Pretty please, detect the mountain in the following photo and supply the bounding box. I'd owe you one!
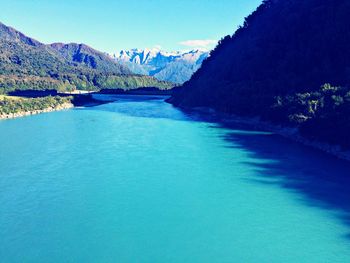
[50,43,130,74]
[169,0,350,149]
[0,22,171,93]
[112,48,209,83]
[0,22,131,75]
[0,22,73,76]
[0,21,42,47]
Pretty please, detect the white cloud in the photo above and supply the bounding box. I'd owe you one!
[179,39,217,48]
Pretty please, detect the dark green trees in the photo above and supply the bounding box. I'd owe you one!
[169,0,350,148]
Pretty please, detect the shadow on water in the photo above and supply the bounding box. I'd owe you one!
[214,120,350,240]
[89,95,228,123]
[90,96,350,238]
[87,95,202,121]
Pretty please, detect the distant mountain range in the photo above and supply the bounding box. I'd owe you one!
[111,48,209,84]
[0,22,170,93]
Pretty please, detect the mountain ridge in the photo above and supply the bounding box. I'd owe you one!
[112,48,209,83]
[0,21,171,93]
[0,21,43,47]
[50,42,130,73]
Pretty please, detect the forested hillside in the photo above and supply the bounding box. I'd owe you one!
[0,22,171,94]
[169,0,350,148]
[50,42,129,73]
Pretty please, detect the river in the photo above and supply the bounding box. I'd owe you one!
[1,95,350,262]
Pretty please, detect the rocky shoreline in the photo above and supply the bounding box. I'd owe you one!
[0,102,74,120]
[229,115,350,162]
[187,106,350,162]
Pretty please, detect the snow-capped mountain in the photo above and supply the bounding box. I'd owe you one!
[111,48,209,84]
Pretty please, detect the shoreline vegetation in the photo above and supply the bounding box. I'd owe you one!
[0,95,74,120]
[231,115,350,162]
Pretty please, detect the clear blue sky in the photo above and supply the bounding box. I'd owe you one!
[0,0,262,53]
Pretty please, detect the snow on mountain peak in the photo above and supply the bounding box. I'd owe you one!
[110,47,209,84]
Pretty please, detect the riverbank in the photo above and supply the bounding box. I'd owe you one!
[7,90,107,107]
[229,115,350,161]
[0,91,168,120]
[181,105,350,162]
[0,102,74,120]
[0,95,75,120]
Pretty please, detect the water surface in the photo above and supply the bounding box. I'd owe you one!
[1,96,350,262]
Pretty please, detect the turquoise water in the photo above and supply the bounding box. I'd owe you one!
[1,96,350,263]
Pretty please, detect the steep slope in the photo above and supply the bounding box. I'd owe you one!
[0,21,42,47]
[50,43,131,74]
[0,22,72,76]
[0,22,130,75]
[169,0,350,148]
[113,48,209,83]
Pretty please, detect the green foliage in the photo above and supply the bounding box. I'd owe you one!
[0,75,76,94]
[94,75,172,90]
[270,84,350,148]
[172,0,350,111]
[0,96,72,115]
